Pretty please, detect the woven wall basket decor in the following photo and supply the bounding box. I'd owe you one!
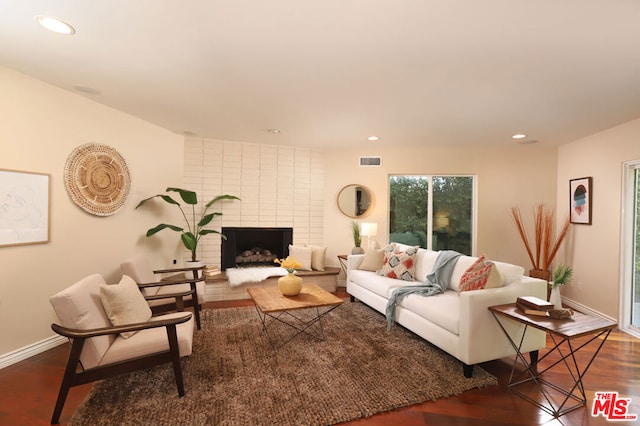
[64,143,131,216]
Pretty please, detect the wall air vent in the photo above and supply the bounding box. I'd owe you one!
[359,156,382,167]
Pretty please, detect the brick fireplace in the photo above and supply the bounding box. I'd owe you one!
[221,227,293,270]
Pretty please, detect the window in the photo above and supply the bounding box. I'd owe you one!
[388,175,475,255]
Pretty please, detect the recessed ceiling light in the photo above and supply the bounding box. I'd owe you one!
[367,136,380,141]
[268,129,281,134]
[512,133,527,139]
[35,15,76,35]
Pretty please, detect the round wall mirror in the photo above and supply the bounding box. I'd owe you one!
[337,184,373,218]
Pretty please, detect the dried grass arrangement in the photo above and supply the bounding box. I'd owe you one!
[510,204,571,280]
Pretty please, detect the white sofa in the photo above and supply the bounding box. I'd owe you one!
[346,245,547,377]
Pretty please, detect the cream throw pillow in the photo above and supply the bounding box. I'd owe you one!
[288,244,313,271]
[308,245,327,271]
[100,275,152,338]
[359,248,385,272]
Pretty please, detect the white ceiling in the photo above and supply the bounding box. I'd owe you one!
[2,1,640,149]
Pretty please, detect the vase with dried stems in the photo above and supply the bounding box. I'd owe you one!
[510,204,571,282]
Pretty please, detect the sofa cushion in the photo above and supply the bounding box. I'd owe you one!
[100,275,152,338]
[378,244,419,281]
[415,249,439,282]
[349,269,416,299]
[121,254,161,297]
[49,274,114,370]
[308,245,327,271]
[289,244,312,271]
[100,312,194,365]
[359,248,385,271]
[492,261,525,285]
[397,290,460,335]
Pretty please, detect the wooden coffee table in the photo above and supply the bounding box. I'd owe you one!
[247,284,344,349]
[489,303,617,417]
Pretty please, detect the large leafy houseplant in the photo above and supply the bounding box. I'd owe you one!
[136,187,239,261]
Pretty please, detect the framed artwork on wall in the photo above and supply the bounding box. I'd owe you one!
[0,168,50,246]
[570,176,592,225]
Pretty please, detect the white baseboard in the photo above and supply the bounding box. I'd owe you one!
[561,296,617,323]
[0,335,67,370]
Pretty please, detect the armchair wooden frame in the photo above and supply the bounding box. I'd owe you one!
[50,313,192,424]
[137,265,205,329]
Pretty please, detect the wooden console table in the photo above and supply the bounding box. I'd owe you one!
[489,303,616,417]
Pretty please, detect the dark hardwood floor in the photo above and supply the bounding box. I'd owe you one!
[1,289,639,425]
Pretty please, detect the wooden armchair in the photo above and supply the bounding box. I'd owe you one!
[121,254,206,329]
[49,274,194,424]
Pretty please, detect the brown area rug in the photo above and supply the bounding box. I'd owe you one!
[70,301,497,425]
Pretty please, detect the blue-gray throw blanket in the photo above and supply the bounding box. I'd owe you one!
[385,250,462,329]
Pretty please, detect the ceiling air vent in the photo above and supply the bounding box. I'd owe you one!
[359,156,382,167]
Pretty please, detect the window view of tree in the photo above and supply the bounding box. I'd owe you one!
[389,176,429,248]
[389,175,474,255]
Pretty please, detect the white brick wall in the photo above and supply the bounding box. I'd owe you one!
[183,137,325,268]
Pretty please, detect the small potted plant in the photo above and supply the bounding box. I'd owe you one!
[136,187,239,263]
[550,264,573,309]
[351,220,364,254]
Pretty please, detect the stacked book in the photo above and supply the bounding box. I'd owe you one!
[516,296,554,317]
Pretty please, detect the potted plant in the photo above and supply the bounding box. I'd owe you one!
[136,187,240,262]
[550,264,573,309]
[510,204,571,281]
[351,220,364,254]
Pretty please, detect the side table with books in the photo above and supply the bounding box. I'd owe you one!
[489,298,617,417]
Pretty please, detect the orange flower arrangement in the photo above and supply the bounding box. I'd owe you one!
[274,256,302,273]
[510,204,571,278]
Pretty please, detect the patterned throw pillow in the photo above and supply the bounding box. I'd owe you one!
[378,244,419,281]
[458,255,499,293]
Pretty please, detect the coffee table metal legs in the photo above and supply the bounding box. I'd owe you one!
[253,304,341,350]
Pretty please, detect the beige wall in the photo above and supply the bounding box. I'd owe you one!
[7,59,636,360]
[322,145,558,271]
[182,138,325,269]
[0,66,184,357]
[556,118,640,319]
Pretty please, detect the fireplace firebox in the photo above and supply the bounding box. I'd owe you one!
[221,227,293,270]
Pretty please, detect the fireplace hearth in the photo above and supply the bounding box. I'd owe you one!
[221,227,293,270]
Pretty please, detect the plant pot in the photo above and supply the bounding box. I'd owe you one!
[351,246,365,255]
[529,268,551,281]
[549,286,562,310]
[186,260,204,279]
[278,272,303,296]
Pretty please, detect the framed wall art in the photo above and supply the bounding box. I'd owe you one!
[570,176,592,225]
[0,168,50,246]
